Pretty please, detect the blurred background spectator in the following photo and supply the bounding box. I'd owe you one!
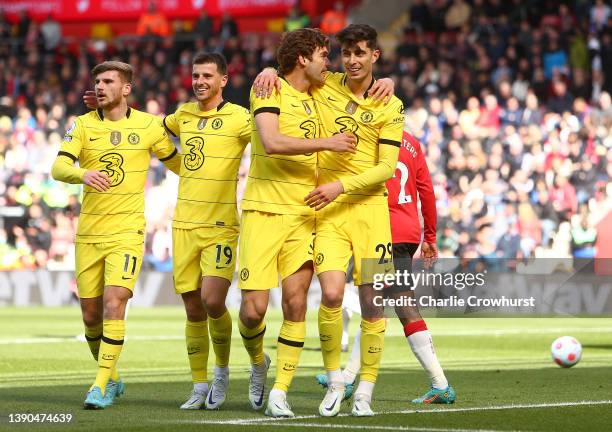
[0,0,610,271]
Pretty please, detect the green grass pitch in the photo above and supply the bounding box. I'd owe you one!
[1,307,611,431]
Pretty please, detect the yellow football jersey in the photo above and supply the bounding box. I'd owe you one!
[241,78,319,215]
[55,108,179,243]
[164,101,251,229]
[313,72,404,204]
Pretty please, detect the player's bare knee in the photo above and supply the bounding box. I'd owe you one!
[82,311,102,328]
[185,302,206,322]
[282,296,306,321]
[240,309,264,328]
[239,302,265,327]
[203,295,226,318]
[103,298,126,319]
[321,289,343,308]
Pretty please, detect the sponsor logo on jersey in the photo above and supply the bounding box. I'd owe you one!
[299,120,317,139]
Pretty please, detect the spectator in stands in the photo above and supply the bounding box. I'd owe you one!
[445,0,472,31]
[571,215,597,258]
[284,5,310,31]
[590,0,611,32]
[320,2,347,36]
[548,79,574,114]
[137,2,170,38]
[0,10,10,40]
[219,12,238,41]
[194,10,214,41]
[40,14,61,52]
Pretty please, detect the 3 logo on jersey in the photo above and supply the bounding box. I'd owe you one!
[334,116,360,146]
[99,153,125,187]
[184,136,205,170]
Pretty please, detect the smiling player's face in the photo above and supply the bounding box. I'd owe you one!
[341,40,380,83]
[192,63,228,105]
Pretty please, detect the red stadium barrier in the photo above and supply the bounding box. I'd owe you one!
[2,0,294,21]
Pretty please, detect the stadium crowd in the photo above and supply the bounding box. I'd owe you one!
[0,1,610,271]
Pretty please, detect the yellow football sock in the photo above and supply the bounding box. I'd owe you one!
[209,310,232,368]
[318,305,343,371]
[238,319,266,365]
[84,323,103,361]
[273,320,305,392]
[85,323,121,382]
[360,319,386,383]
[185,320,209,383]
[92,320,125,395]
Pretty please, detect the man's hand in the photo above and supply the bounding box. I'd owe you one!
[323,133,356,153]
[253,67,281,98]
[83,170,110,192]
[369,78,395,104]
[83,90,98,110]
[305,181,344,210]
[420,241,438,269]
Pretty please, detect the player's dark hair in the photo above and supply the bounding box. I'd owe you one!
[91,61,133,83]
[336,24,379,50]
[277,28,330,76]
[192,52,228,75]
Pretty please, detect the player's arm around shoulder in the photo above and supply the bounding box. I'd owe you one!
[150,115,181,175]
[251,87,356,155]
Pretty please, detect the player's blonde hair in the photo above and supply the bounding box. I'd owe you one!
[91,61,133,84]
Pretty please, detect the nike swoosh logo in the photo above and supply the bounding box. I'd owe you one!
[274,403,285,411]
[291,104,300,108]
[182,120,189,124]
[121,276,131,280]
[89,137,101,141]
[255,388,264,406]
[325,395,338,411]
[207,390,215,405]
[327,96,337,102]
[215,266,227,270]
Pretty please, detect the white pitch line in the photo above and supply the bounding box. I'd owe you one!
[226,422,504,432]
[171,399,612,426]
[3,327,612,345]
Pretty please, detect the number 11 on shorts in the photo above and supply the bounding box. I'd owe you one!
[123,254,137,276]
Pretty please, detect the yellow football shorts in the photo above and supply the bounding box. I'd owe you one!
[315,202,393,285]
[172,226,239,294]
[75,240,144,298]
[238,210,315,290]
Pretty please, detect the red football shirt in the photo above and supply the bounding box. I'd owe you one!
[386,131,437,244]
